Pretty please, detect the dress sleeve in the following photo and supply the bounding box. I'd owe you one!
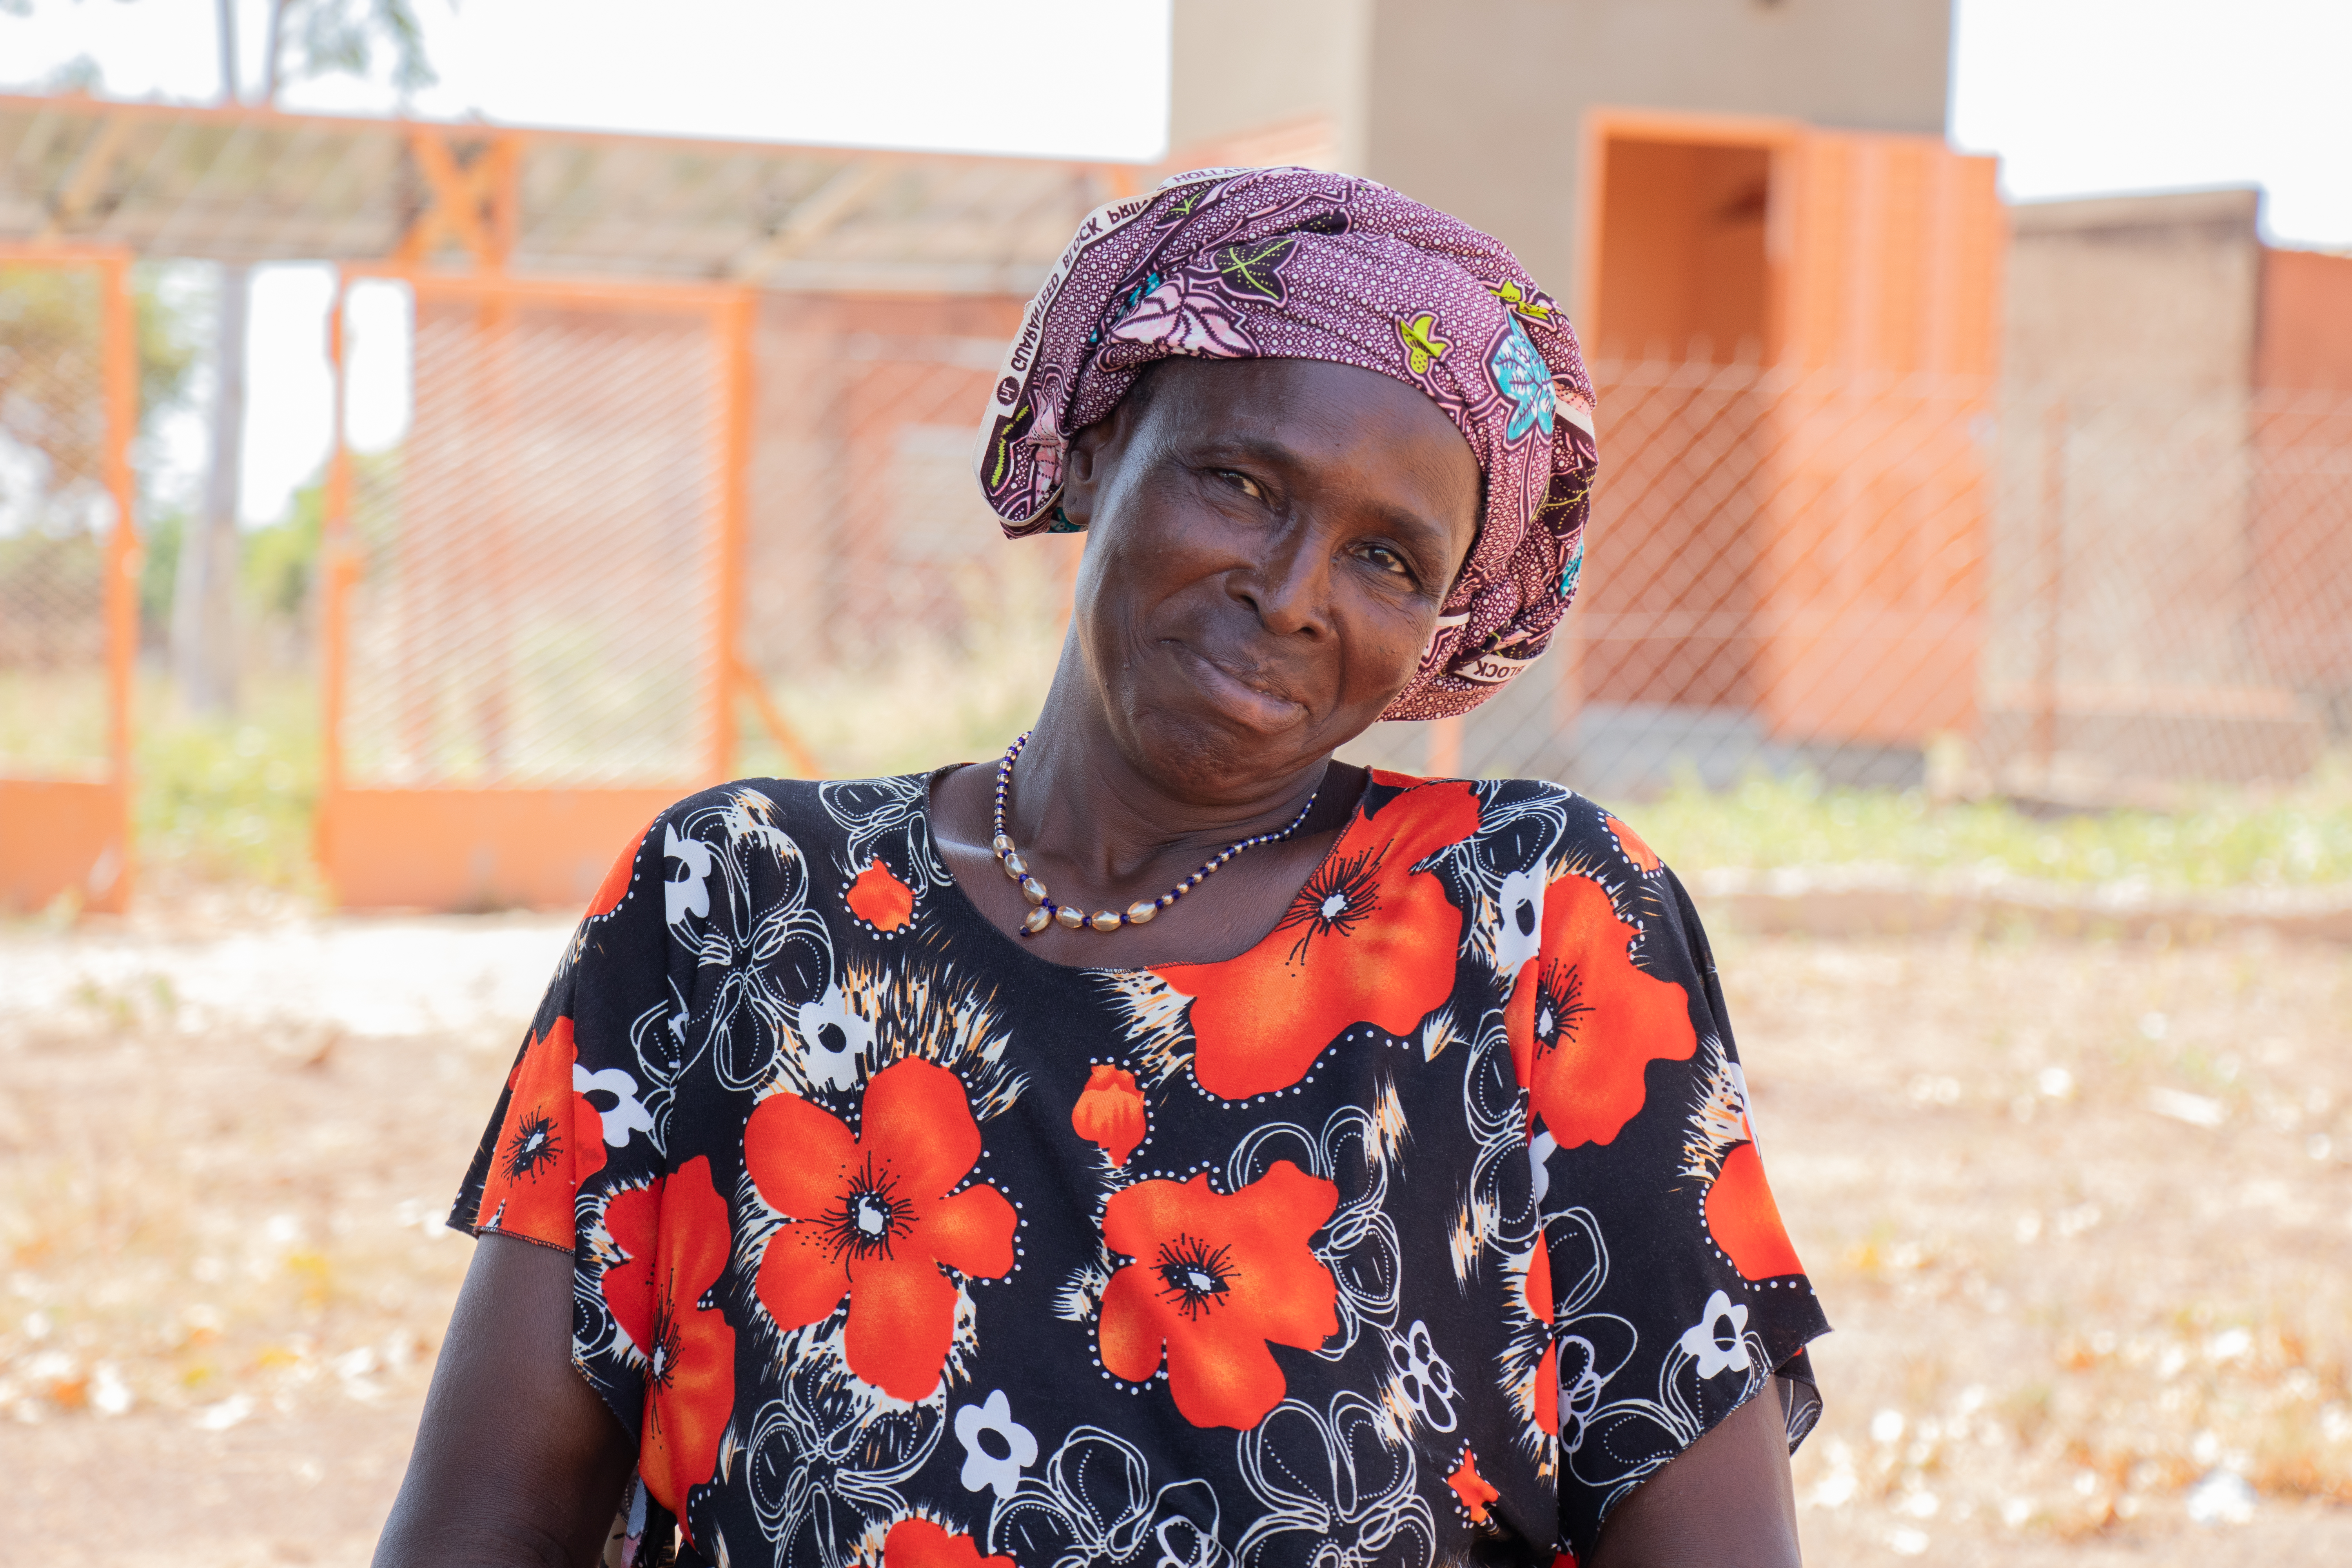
[447,811,678,1441]
[1520,808,1829,1557]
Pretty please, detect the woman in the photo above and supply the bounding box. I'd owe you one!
[376,167,1827,1568]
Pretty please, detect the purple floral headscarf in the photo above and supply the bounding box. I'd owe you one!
[973,166,1597,722]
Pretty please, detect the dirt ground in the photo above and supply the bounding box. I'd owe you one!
[1,895,2347,1567]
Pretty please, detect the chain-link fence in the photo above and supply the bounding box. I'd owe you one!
[735,302,1082,782]
[732,345,2351,808]
[0,247,135,912]
[299,275,2352,906]
[321,272,753,907]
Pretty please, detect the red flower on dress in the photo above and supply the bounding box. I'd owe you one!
[847,858,916,931]
[475,1017,605,1248]
[1525,1237,1558,1436]
[1158,774,1478,1100]
[1098,1161,1339,1429]
[599,1157,737,1535]
[744,1058,1017,1401]
[584,817,657,918]
[1704,1141,1806,1280]
[882,1517,1012,1568]
[1504,873,1696,1149]
[1599,813,1661,875]
[1446,1447,1501,1523]
[1071,1064,1148,1167]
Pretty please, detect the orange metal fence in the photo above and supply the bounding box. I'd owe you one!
[319,269,761,909]
[16,254,2348,918]
[737,298,1083,782]
[0,244,137,913]
[1339,367,2352,800]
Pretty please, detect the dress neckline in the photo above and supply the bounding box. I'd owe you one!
[918,762,1374,979]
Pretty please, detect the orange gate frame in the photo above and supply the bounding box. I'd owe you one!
[317,267,787,910]
[0,243,138,915]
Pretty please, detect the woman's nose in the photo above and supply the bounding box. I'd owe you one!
[1232,524,1334,639]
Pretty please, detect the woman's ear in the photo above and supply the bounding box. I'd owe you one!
[1060,416,1117,530]
[1059,430,1100,530]
[1061,360,1175,530]
[1060,364,1164,530]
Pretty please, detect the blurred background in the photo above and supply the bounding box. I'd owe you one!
[0,1,2346,1564]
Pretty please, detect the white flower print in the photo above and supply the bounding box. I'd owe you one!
[628,793,824,1143]
[741,1353,939,1567]
[1491,865,1544,977]
[662,822,717,927]
[1553,1331,1613,1453]
[1527,1129,1557,1207]
[1677,1290,1753,1379]
[990,1425,1232,1568]
[1236,1392,1436,1568]
[1224,1107,1402,1360]
[954,1388,1038,1500]
[1382,1320,1458,1434]
[1106,259,1258,359]
[572,1065,655,1147]
[794,983,875,1091]
[1532,1206,1639,1464]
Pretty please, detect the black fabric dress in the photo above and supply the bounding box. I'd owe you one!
[452,768,1828,1568]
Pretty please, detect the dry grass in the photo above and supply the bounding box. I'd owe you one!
[0,903,2346,1565]
[1739,928,2352,1563]
[0,900,564,1566]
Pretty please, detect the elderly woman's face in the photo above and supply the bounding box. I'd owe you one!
[1059,356,1481,795]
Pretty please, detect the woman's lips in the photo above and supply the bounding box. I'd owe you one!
[1168,642,1309,734]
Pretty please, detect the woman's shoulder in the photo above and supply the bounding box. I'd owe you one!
[1369,768,1668,874]
[642,771,942,840]
[579,772,947,943]
[598,773,944,909]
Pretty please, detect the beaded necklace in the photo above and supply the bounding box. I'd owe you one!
[990,730,1321,936]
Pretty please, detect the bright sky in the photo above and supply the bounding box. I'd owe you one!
[4,0,2346,524]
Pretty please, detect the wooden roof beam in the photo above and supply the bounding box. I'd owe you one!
[37,107,134,238]
[396,128,520,269]
[726,159,889,282]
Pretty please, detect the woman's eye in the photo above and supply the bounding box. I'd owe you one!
[1218,470,1267,501]
[1361,545,1416,581]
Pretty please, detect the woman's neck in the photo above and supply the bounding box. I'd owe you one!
[1007,690,1335,892]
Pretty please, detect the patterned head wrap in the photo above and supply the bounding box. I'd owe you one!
[973,166,1597,721]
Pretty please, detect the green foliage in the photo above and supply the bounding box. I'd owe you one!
[1635,762,2352,890]
[282,0,437,94]
[242,477,323,620]
[134,673,321,890]
[136,506,182,640]
[4,0,440,100]
[98,675,2352,898]
[131,262,200,429]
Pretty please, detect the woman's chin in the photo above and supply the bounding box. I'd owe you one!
[1150,644,1316,740]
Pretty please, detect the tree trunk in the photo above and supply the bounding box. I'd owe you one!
[172,261,247,716]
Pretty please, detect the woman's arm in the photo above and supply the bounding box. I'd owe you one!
[1586,1383,1802,1568]
[374,1234,637,1568]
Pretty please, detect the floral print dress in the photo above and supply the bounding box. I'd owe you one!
[451,769,1828,1568]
